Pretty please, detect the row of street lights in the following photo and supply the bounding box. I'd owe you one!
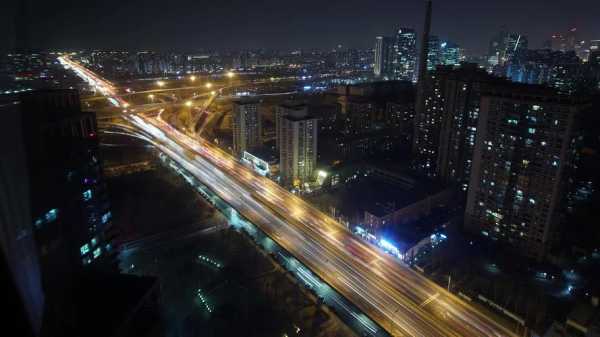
[149,72,232,105]
[155,71,234,88]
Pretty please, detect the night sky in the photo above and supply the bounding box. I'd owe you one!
[2,0,599,54]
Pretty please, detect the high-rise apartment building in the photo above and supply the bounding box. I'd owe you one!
[278,103,318,187]
[374,36,395,79]
[414,0,434,176]
[436,65,507,187]
[17,90,115,270]
[465,87,585,260]
[232,99,262,156]
[0,89,116,334]
[275,101,307,150]
[414,64,506,183]
[394,28,418,82]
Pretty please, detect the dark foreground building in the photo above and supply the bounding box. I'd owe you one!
[0,89,162,336]
[465,86,586,260]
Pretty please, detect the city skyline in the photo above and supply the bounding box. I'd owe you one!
[3,0,600,54]
[2,1,600,337]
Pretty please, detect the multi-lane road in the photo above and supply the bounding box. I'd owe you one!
[60,55,518,337]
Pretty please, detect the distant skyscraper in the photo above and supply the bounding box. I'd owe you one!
[232,99,262,156]
[505,49,582,94]
[278,103,318,187]
[465,86,585,260]
[393,28,418,81]
[374,36,395,78]
[427,35,441,70]
[488,29,528,67]
[500,33,528,65]
[440,40,463,66]
[590,50,600,66]
[551,28,578,52]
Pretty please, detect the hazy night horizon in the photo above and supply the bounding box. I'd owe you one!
[1,0,599,53]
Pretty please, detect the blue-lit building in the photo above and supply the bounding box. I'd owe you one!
[504,49,584,94]
[440,41,462,66]
[427,37,463,70]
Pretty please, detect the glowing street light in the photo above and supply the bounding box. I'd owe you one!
[148,94,155,100]
[185,100,193,107]
[205,82,212,89]
[226,71,235,79]
[122,102,130,108]
[156,80,165,87]
[190,75,196,82]
[210,90,216,96]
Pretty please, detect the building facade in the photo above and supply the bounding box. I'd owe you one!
[275,101,307,150]
[465,87,584,260]
[374,36,395,79]
[278,105,318,187]
[436,65,508,187]
[393,28,418,82]
[232,99,262,156]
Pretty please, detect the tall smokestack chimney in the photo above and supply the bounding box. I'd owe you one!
[413,0,432,154]
[417,0,432,85]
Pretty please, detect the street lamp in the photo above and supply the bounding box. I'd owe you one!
[190,75,196,82]
[185,100,193,107]
[148,94,155,101]
[205,82,213,89]
[226,71,235,79]
[156,80,165,87]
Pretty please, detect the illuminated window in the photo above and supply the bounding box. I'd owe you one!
[101,212,112,224]
[83,189,92,201]
[45,209,59,222]
[80,244,90,256]
[91,237,98,247]
[93,248,102,259]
